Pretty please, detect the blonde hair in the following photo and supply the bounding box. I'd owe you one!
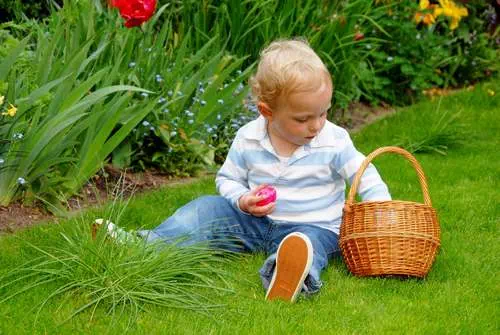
[249,38,332,110]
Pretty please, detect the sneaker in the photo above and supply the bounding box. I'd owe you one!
[265,232,313,303]
[94,218,138,244]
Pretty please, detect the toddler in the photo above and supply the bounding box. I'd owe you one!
[98,38,391,302]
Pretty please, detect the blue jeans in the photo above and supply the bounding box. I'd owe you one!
[138,195,340,294]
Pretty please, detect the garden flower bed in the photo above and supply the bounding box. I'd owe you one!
[0,0,497,215]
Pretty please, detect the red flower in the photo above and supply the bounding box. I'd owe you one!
[354,32,365,41]
[111,0,157,28]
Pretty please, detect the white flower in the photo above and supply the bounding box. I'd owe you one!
[217,99,224,104]
[17,177,26,185]
[128,62,136,68]
[0,158,4,165]
[142,121,150,127]
[387,56,394,62]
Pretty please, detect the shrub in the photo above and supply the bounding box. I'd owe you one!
[362,0,499,105]
[0,0,58,22]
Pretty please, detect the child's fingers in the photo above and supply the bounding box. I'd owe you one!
[262,203,276,215]
[247,194,266,207]
[250,202,275,217]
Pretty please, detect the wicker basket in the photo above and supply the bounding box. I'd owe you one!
[340,146,440,278]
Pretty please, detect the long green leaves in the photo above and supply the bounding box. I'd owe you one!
[0,0,251,207]
[0,36,29,81]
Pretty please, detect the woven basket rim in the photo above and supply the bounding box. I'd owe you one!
[345,199,435,209]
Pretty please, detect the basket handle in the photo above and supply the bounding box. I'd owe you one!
[346,146,432,207]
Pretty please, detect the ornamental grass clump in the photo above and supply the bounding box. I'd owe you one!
[0,218,234,325]
[394,99,467,155]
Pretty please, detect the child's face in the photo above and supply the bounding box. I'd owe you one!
[266,81,332,148]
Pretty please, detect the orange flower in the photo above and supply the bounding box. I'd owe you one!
[423,13,435,25]
[415,0,437,26]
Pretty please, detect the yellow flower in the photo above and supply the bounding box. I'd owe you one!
[2,103,17,117]
[434,0,468,30]
[419,0,430,10]
[0,96,4,105]
[487,89,496,97]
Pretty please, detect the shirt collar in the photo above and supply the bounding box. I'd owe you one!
[241,115,268,141]
[240,115,335,148]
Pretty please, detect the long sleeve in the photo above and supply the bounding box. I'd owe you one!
[215,130,251,209]
[333,129,391,201]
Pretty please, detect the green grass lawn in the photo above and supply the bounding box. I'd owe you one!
[1,79,499,334]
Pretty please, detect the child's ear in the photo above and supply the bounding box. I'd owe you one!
[257,102,272,119]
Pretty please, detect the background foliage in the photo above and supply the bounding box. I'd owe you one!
[0,0,498,209]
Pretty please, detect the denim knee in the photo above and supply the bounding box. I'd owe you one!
[141,195,229,244]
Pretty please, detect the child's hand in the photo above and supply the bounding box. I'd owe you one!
[239,184,276,217]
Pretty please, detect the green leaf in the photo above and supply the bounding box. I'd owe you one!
[0,36,29,81]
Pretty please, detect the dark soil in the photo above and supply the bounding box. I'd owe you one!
[0,103,395,233]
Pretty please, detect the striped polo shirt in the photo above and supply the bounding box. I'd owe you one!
[215,116,391,234]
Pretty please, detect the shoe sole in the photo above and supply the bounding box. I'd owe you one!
[265,232,313,303]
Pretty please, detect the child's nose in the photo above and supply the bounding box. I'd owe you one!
[309,119,322,132]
